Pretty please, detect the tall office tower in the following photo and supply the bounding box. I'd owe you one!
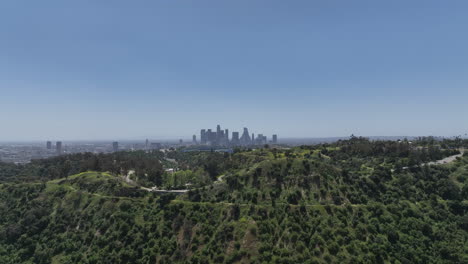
[256,134,263,144]
[252,133,255,143]
[272,134,278,143]
[201,129,207,144]
[56,141,63,155]
[145,139,149,150]
[211,131,217,144]
[224,129,229,142]
[232,132,240,145]
[206,129,216,144]
[192,135,197,144]
[46,141,52,149]
[112,141,119,152]
[240,127,251,145]
[179,139,183,144]
[216,124,222,143]
[218,130,224,145]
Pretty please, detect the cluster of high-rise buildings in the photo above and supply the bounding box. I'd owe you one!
[195,125,278,146]
[46,141,63,155]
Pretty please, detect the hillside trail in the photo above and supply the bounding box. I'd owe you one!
[401,149,465,170]
[424,149,465,166]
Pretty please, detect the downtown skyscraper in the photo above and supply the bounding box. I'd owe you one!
[197,125,277,147]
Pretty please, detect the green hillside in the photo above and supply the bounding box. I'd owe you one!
[1,138,467,263]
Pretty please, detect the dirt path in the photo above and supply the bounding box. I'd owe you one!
[122,170,136,185]
[424,150,465,166]
[141,186,188,193]
[401,149,465,170]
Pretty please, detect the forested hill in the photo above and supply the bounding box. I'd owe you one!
[1,138,467,263]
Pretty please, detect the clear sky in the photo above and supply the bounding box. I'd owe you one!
[1,0,468,141]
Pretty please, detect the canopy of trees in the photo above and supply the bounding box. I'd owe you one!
[0,138,467,263]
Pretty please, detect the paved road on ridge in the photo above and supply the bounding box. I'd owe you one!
[402,149,465,170]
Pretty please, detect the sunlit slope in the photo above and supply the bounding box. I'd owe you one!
[0,144,467,263]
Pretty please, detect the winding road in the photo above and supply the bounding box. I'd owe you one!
[401,149,465,170]
[141,150,466,192]
[424,150,464,166]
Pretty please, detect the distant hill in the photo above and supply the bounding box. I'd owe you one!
[279,136,417,145]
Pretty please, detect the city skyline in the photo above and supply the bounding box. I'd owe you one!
[1,133,468,143]
[199,124,277,146]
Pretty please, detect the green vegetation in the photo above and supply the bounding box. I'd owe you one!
[0,137,467,263]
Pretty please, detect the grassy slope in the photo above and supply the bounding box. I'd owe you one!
[0,154,467,263]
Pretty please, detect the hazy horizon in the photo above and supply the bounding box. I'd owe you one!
[1,135,466,144]
[2,1,468,140]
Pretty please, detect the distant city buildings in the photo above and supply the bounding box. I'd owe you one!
[2,140,174,164]
[240,127,251,145]
[112,141,119,152]
[1,127,278,164]
[196,125,278,147]
[255,134,267,145]
[56,141,63,155]
[150,142,162,150]
[232,132,240,145]
[200,129,206,144]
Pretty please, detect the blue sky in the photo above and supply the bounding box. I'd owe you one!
[1,1,468,141]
